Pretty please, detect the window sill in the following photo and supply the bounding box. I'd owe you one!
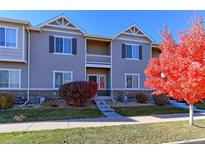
[0,88,21,90]
[52,53,73,56]
[124,58,140,61]
[125,88,140,90]
[0,46,18,49]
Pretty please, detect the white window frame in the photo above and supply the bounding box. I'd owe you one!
[0,68,21,90]
[0,26,18,49]
[125,43,140,60]
[53,71,73,89]
[53,35,73,55]
[87,74,107,90]
[125,73,140,89]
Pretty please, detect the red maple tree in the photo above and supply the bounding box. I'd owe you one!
[145,18,205,125]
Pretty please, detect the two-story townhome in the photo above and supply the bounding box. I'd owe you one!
[0,14,161,101]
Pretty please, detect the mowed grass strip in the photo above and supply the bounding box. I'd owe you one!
[114,105,188,116]
[1,120,205,143]
[0,108,103,123]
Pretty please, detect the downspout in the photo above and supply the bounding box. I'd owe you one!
[19,28,30,107]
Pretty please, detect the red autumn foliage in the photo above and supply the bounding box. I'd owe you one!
[145,18,205,105]
[59,81,98,107]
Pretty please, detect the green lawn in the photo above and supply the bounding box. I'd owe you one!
[0,108,103,123]
[1,120,205,143]
[114,105,188,116]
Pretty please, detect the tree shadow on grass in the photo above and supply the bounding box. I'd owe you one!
[193,124,205,129]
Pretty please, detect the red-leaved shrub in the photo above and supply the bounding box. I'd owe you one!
[136,93,147,104]
[59,81,98,107]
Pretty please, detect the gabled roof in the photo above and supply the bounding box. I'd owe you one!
[0,16,31,25]
[85,34,113,40]
[114,24,155,42]
[36,13,86,34]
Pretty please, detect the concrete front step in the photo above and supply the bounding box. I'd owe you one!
[95,96,113,101]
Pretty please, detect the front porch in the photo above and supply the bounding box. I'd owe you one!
[86,67,111,96]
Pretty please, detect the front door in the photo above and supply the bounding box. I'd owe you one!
[87,74,106,90]
[98,75,106,90]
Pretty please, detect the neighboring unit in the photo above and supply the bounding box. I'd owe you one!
[0,14,161,101]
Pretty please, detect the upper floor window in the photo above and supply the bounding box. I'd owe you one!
[125,73,140,89]
[122,44,142,60]
[0,69,21,89]
[0,27,17,48]
[49,35,77,55]
[55,36,72,54]
[53,71,73,89]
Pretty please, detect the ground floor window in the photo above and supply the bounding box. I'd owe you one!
[0,69,21,89]
[125,73,140,89]
[53,71,73,89]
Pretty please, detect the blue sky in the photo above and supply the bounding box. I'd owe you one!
[0,10,205,42]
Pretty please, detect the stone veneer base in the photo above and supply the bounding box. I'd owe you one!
[0,89,153,101]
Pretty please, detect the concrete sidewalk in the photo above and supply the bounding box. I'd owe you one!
[1,113,205,133]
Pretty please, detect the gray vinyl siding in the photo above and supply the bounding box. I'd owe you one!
[112,39,151,89]
[0,21,27,62]
[30,30,85,89]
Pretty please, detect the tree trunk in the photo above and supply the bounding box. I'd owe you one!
[189,104,194,125]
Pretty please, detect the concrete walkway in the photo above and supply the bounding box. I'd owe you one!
[95,101,122,118]
[1,113,205,133]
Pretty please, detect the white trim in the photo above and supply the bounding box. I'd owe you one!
[124,58,140,61]
[52,70,73,89]
[0,88,153,91]
[53,35,73,55]
[86,64,111,68]
[0,16,30,25]
[124,44,140,60]
[84,38,87,81]
[53,53,73,56]
[115,38,150,43]
[99,74,106,90]
[22,25,25,61]
[85,36,112,41]
[87,61,111,65]
[110,41,113,97]
[0,26,18,49]
[41,29,83,35]
[55,20,61,26]
[86,53,111,58]
[36,14,86,34]
[112,88,153,91]
[150,43,152,59]
[0,58,27,63]
[114,24,154,42]
[0,68,21,89]
[125,73,140,89]
[87,74,107,90]
[26,28,31,101]
[0,88,55,91]
[123,32,148,37]
[125,43,140,46]
[46,24,81,31]
[53,35,74,39]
